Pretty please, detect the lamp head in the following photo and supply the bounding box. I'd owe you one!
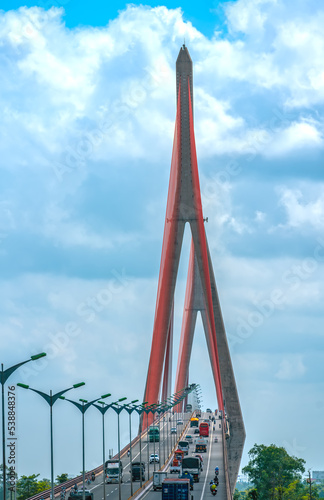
[31,352,46,360]
[17,383,29,389]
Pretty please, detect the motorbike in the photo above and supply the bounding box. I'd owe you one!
[210,485,217,496]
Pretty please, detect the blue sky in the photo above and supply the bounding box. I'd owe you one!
[0,0,324,483]
[1,0,226,37]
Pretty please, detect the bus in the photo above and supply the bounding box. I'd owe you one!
[199,422,209,437]
[148,426,160,442]
[190,417,199,428]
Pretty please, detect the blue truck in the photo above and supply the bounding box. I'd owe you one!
[162,478,191,500]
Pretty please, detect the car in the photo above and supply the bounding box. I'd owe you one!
[194,428,200,434]
[171,427,177,434]
[185,435,193,444]
[177,420,183,425]
[206,408,212,413]
[149,453,160,463]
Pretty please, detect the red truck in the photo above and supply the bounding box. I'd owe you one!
[199,422,209,437]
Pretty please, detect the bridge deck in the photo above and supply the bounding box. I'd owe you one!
[58,412,229,500]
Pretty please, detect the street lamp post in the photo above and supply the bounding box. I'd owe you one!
[150,405,158,473]
[143,405,154,481]
[133,402,147,489]
[110,398,127,500]
[163,402,170,457]
[17,381,85,500]
[160,404,167,465]
[91,395,112,500]
[63,395,110,500]
[123,400,138,497]
[166,398,175,453]
[156,405,162,468]
[1,353,46,500]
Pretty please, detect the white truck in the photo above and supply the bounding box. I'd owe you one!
[105,459,123,484]
[153,471,168,490]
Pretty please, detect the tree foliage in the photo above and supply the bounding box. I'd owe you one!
[279,479,316,499]
[242,444,305,500]
[234,490,248,499]
[16,474,40,500]
[56,474,69,484]
[36,478,51,493]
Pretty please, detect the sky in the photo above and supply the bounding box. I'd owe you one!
[0,0,324,483]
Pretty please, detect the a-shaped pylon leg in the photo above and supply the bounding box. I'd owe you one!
[204,242,245,491]
[175,238,245,490]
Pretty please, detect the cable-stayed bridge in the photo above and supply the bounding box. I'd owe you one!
[2,45,244,500]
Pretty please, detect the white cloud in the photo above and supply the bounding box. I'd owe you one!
[275,354,306,380]
[226,0,276,36]
[278,186,324,229]
[267,119,323,156]
[0,1,323,193]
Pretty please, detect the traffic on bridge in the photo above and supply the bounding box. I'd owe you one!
[29,408,230,500]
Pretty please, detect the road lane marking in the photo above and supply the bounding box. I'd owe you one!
[199,427,214,500]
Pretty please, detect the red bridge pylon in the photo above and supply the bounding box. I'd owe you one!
[143,45,245,490]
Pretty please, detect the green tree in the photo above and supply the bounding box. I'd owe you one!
[234,489,248,499]
[37,478,51,493]
[16,474,40,500]
[56,474,69,484]
[279,479,311,499]
[242,444,305,500]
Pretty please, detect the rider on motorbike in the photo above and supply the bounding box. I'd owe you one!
[214,466,219,475]
[210,482,217,495]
